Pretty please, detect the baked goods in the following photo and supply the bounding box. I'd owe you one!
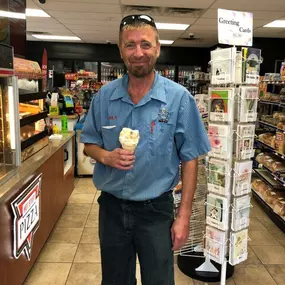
[273,200,285,216]
[259,133,275,147]
[119,128,140,151]
[275,131,285,154]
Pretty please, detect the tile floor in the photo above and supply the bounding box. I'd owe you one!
[24,178,285,285]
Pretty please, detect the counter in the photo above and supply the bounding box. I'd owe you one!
[0,132,75,285]
[49,111,86,132]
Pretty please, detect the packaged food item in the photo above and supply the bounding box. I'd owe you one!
[273,200,285,216]
[275,131,285,154]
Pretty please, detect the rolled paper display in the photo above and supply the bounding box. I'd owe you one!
[119,127,140,151]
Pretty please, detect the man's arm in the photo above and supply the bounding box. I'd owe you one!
[171,158,198,251]
[84,144,135,170]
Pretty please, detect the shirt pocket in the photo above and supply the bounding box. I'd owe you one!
[149,112,174,156]
[101,126,120,151]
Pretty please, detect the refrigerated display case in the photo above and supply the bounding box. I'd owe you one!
[101,62,125,84]
[14,57,49,162]
[156,65,175,81]
[0,44,21,184]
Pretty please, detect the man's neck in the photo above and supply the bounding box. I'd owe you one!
[128,71,155,104]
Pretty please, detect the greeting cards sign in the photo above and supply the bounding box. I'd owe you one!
[218,9,253,46]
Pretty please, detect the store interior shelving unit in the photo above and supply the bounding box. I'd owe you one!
[253,78,285,233]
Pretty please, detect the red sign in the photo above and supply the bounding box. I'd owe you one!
[11,174,42,260]
[42,49,48,91]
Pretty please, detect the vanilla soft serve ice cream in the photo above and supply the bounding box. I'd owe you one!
[119,127,140,152]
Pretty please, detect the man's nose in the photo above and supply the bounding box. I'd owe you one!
[133,45,144,57]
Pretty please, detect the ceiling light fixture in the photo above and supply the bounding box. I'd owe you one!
[32,34,81,41]
[156,23,189,30]
[0,10,26,19]
[264,20,285,28]
[26,8,50,17]
[159,40,174,45]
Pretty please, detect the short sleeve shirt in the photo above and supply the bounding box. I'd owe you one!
[80,72,210,201]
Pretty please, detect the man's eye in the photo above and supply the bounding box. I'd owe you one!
[141,42,152,49]
[126,43,135,49]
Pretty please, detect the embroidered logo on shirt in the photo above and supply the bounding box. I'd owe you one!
[158,108,169,123]
[108,116,118,120]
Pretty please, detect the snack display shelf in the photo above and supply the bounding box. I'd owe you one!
[20,111,48,128]
[253,159,285,187]
[258,120,285,133]
[19,92,46,103]
[252,188,285,233]
[253,168,284,190]
[255,139,285,160]
[262,81,285,85]
[259,100,285,107]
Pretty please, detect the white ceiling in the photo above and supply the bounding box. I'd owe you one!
[26,0,285,47]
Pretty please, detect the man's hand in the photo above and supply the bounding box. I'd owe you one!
[104,148,135,170]
[171,216,190,251]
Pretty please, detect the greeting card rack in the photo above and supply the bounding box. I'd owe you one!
[199,47,261,284]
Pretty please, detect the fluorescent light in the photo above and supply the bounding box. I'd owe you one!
[159,40,174,45]
[156,23,189,30]
[26,8,50,17]
[8,86,16,150]
[32,34,81,41]
[0,10,25,19]
[264,20,285,28]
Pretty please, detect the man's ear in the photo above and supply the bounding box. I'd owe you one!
[156,42,161,58]
[118,43,123,59]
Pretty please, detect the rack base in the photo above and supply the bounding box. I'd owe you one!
[177,254,234,282]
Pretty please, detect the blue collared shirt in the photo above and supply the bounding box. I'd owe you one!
[80,72,210,201]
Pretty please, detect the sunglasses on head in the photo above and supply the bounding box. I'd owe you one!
[120,15,157,31]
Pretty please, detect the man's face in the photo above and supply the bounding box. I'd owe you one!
[119,26,161,78]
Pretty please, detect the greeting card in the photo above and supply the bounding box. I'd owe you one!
[230,229,248,265]
[233,160,253,196]
[242,47,261,84]
[208,158,230,195]
[206,193,229,230]
[208,124,231,159]
[210,88,234,122]
[238,87,259,122]
[205,226,227,264]
[211,47,237,85]
[232,195,251,231]
[235,137,254,160]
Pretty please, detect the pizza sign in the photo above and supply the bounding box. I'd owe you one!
[11,174,42,260]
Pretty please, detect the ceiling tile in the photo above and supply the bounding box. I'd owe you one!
[152,16,196,24]
[43,3,121,13]
[45,0,120,3]
[211,0,285,12]
[121,0,215,9]
[63,21,120,28]
[201,8,285,20]
[47,11,122,20]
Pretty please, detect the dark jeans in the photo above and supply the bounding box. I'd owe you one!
[98,191,175,285]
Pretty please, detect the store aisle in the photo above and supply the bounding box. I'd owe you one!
[24,178,285,285]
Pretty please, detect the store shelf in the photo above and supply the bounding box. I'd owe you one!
[255,140,285,160]
[262,81,285,85]
[252,189,285,233]
[254,159,285,187]
[258,120,285,133]
[19,92,46,103]
[21,129,48,151]
[20,111,48,127]
[253,168,284,189]
[259,100,285,107]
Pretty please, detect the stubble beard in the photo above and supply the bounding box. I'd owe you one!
[127,57,158,78]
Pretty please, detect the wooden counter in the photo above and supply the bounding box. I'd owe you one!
[0,133,75,285]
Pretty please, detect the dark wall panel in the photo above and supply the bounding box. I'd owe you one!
[26,41,210,71]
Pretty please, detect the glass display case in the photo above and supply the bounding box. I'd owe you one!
[101,62,125,84]
[14,57,49,162]
[0,44,21,184]
[156,64,175,81]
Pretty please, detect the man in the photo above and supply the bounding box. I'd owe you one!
[80,14,210,285]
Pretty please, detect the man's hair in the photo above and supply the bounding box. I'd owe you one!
[119,22,160,46]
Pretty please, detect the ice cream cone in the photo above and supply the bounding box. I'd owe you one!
[119,127,140,152]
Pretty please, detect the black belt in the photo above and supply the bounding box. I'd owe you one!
[102,190,173,205]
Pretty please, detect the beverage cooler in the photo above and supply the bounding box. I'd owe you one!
[156,65,175,81]
[0,44,21,184]
[101,62,125,84]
